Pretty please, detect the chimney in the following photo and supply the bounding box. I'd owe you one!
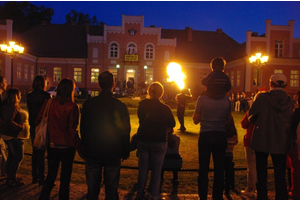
[185,27,193,42]
[217,28,223,34]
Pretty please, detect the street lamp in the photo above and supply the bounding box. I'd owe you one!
[249,52,269,87]
[116,64,120,82]
[144,65,147,84]
[0,41,25,88]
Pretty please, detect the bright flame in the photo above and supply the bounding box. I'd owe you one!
[166,62,185,90]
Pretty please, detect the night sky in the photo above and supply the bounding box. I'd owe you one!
[23,1,300,44]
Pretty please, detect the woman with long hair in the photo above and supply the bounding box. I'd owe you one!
[0,88,25,187]
[27,75,51,185]
[135,81,176,200]
[37,78,82,200]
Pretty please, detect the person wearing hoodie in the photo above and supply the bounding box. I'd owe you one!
[248,73,294,200]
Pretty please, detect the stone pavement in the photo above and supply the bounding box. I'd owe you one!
[0,174,278,200]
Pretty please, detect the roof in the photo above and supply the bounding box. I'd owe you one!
[19,23,245,62]
[20,23,87,58]
[161,28,242,63]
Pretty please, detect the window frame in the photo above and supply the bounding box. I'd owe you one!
[108,42,119,59]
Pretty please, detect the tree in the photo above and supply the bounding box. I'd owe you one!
[0,1,54,33]
[65,9,100,25]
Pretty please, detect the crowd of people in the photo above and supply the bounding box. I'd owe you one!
[0,56,299,200]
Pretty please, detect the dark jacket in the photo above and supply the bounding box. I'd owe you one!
[248,89,294,154]
[27,88,51,129]
[137,98,176,143]
[36,97,81,148]
[0,104,23,138]
[80,90,131,161]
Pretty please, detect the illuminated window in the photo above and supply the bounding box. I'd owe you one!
[231,71,234,86]
[17,62,21,80]
[74,68,82,83]
[91,91,99,97]
[53,67,62,82]
[91,68,99,83]
[109,42,119,58]
[24,64,28,81]
[145,43,154,60]
[144,67,154,84]
[30,66,34,81]
[93,48,98,58]
[290,70,299,88]
[274,69,283,74]
[236,70,241,86]
[275,40,283,58]
[39,67,47,79]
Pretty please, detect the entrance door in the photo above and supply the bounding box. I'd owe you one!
[126,69,136,95]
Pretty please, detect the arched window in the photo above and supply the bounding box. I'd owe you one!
[145,43,155,60]
[126,42,137,55]
[92,48,98,58]
[109,42,119,58]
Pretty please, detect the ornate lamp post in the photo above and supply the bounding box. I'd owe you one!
[249,52,269,87]
[144,65,147,84]
[0,41,24,88]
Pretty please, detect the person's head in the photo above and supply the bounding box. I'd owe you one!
[181,88,190,95]
[4,88,21,106]
[32,75,47,91]
[269,73,287,89]
[56,78,75,104]
[210,57,226,72]
[0,76,8,93]
[147,81,164,99]
[98,71,114,91]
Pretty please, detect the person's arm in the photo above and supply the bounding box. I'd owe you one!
[193,96,201,125]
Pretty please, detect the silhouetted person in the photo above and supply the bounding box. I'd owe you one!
[27,75,51,185]
[201,57,231,99]
[175,88,192,132]
[38,79,82,199]
[80,71,131,200]
[248,73,294,200]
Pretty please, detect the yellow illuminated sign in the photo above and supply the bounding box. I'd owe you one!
[125,54,138,61]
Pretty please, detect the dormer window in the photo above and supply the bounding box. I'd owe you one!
[275,40,283,57]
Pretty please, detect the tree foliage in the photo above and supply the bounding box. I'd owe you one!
[0,1,54,33]
[65,9,100,25]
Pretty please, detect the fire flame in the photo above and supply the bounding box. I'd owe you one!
[166,62,185,90]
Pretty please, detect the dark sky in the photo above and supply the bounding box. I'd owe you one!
[29,1,300,44]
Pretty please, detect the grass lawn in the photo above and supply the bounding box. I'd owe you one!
[18,100,277,195]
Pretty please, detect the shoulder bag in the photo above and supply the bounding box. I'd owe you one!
[33,99,52,150]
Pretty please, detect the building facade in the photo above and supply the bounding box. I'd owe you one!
[0,15,299,99]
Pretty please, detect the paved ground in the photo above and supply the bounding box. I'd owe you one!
[0,174,278,200]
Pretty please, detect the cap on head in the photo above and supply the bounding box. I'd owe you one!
[270,73,287,86]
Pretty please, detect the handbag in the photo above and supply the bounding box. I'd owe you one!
[33,99,52,150]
